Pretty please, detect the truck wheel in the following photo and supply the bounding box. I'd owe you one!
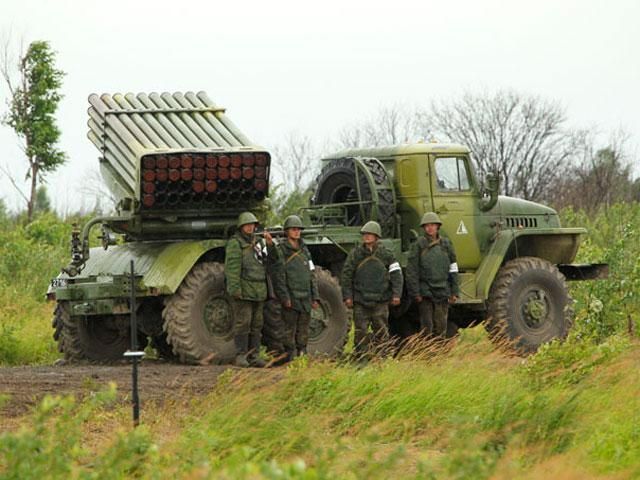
[163,262,236,364]
[52,301,132,361]
[487,257,573,354]
[308,268,349,356]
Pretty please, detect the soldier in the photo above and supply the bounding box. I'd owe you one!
[341,221,403,356]
[277,214,320,361]
[225,211,281,368]
[406,212,459,338]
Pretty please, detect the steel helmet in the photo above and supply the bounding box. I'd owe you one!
[360,221,382,237]
[283,215,305,230]
[420,212,442,226]
[237,211,259,227]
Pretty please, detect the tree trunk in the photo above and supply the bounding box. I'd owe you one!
[27,159,38,223]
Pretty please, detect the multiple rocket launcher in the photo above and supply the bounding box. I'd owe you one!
[87,91,270,213]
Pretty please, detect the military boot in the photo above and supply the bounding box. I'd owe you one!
[248,334,267,368]
[233,334,250,368]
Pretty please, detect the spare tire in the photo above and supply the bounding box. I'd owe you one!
[311,157,396,236]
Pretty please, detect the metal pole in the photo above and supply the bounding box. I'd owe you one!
[125,259,145,427]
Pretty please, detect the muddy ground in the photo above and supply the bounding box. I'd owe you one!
[0,361,237,421]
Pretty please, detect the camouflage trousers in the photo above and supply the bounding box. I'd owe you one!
[230,298,264,338]
[262,299,287,354]
[418,298,449,337]
[282,307,311,352]
[353,303,389,354]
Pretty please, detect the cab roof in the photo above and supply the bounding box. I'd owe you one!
[323,142,470,160]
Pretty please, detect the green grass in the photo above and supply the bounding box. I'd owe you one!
[0,213,70,365]
[1,328,639,478]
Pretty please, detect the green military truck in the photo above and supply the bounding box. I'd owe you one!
[301,146,607,351]
[49,92,606,363]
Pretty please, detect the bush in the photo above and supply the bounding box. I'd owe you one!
[561,203,640,342]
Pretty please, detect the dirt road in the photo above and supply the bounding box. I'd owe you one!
[0,361,233,419]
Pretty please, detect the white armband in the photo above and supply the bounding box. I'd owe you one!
[308,260,315,271]
[388,262,401,273]
[449,262,459,273]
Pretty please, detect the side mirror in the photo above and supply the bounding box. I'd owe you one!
[479,172,499,212]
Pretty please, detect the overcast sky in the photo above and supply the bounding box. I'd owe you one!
[1,0,638,213]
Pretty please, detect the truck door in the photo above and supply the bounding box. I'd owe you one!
[430,155,481,270]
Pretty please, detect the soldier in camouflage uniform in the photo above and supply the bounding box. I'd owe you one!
[341,221,403,356]
[406,212,459,337]
[277,215,320,360]
[225,212,282,368]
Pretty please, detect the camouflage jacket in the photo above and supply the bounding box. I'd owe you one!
[225,232,281,301]
[341,242,403,307]
[406,234,459,300]
[276,239,320,313]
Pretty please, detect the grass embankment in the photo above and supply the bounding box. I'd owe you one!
[1,328,639,479]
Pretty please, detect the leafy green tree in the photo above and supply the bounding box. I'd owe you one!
[1,40,66,222]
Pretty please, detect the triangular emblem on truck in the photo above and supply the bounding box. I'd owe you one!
[457,220,468,235]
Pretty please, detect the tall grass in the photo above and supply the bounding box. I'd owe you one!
[0,213,72,365]
[1,328,639,478]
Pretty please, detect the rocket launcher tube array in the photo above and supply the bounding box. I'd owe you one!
[87,91,258,205]
[139,152,270,210]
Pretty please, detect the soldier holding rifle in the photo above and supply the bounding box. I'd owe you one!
[225,211,283,368]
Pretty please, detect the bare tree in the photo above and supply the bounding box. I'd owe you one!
[271,131,319,194]
[418,90,583,201]
[337,104,420,149]
[548,129,639,212]
[265,132,322,223]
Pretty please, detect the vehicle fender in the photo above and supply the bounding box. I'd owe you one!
[475,228,585,300]
[75,239,227,295]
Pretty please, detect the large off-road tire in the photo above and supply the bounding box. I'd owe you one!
[311,157,396,236]
[163,262,236,364]
[486,257,574,354]
[308,268,349,356]
[52,301,133,361]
